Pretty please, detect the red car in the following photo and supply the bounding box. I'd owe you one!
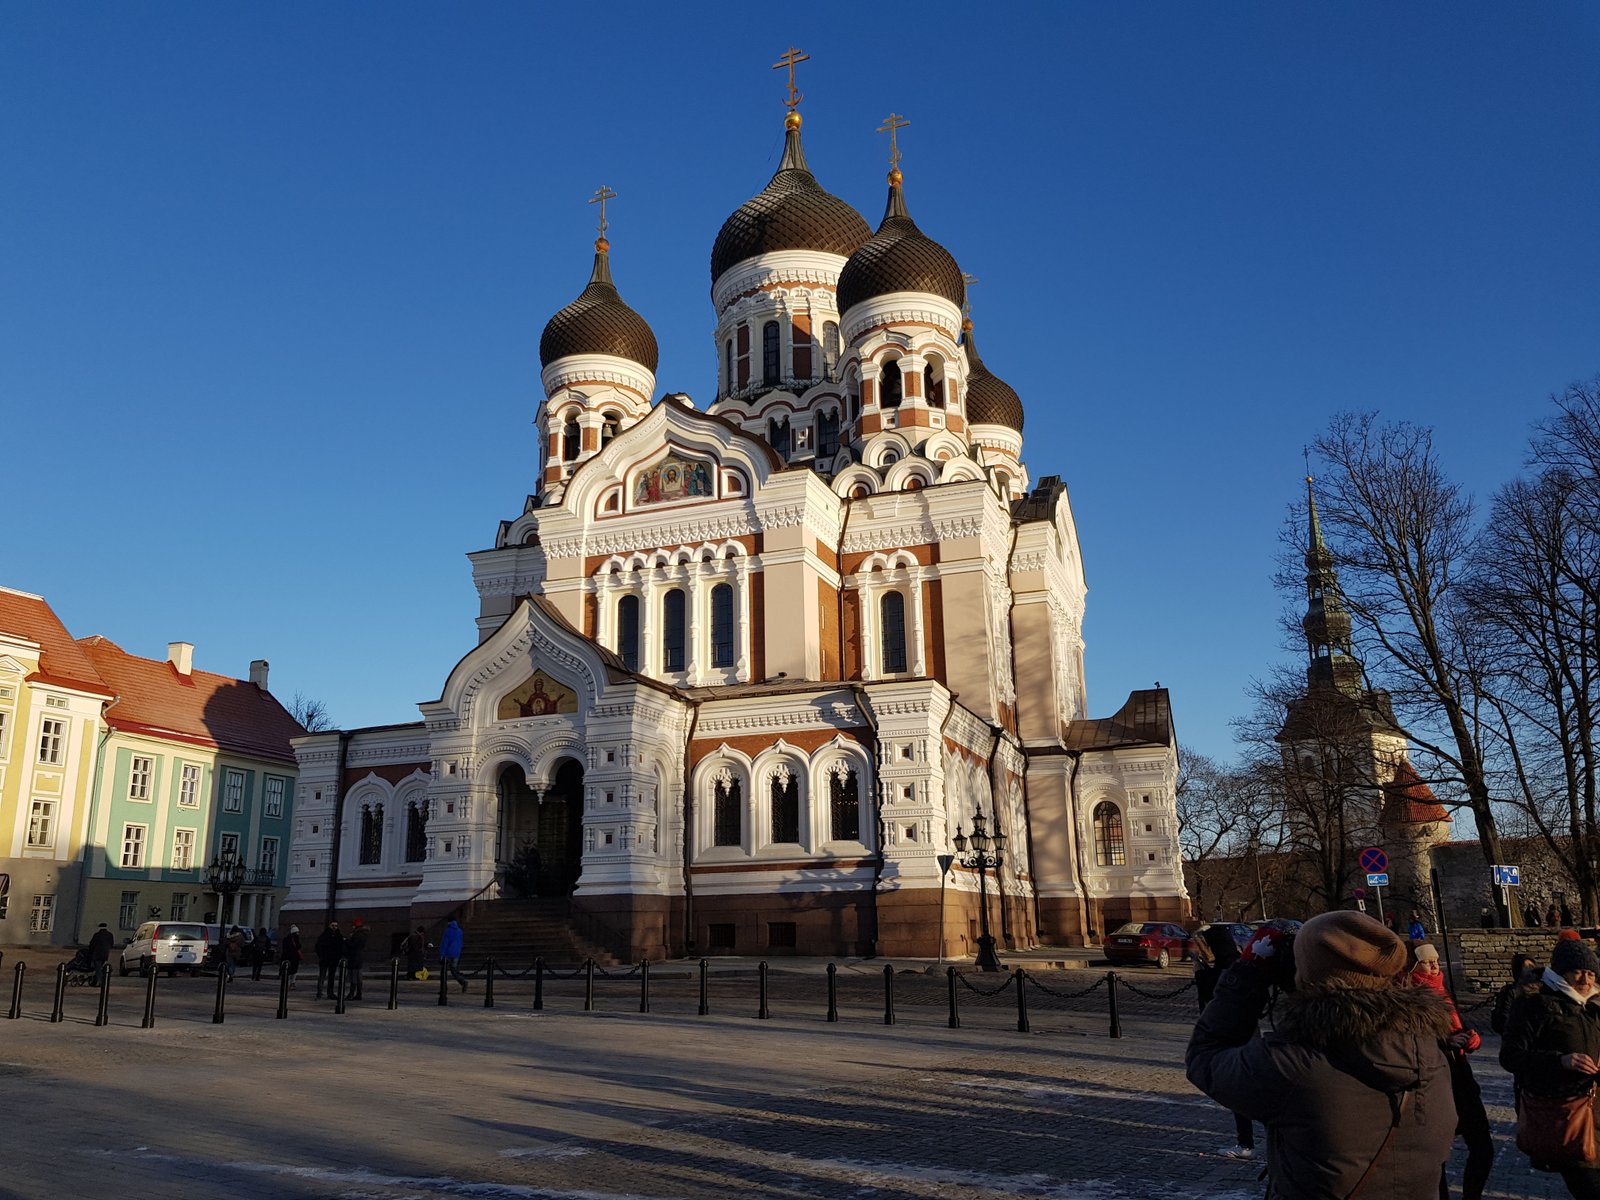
[1103,922,1192,969]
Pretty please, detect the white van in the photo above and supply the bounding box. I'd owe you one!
[118,921,209,976]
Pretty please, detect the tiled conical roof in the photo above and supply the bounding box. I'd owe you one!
[539,239,659,372]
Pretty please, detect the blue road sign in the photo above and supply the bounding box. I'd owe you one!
[1366,872,1390,887]
[1492,864,1521,887]
[1359,847,1388,873]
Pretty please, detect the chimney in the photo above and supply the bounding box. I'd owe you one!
[167,642,194,676]
[249,659,270,689]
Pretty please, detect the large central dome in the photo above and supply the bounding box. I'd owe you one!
[710,117,871,285]
[837,176,965,314]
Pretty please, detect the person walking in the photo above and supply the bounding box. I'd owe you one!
[1187,911,1456,1200]
[86,922,116,982]
[1407,910,1428,943]
[314,921,344,1001]
[1193,925,1257,1160]
[251,926,270,981]
[1492,953,1540,1036]
[405,926,428,980]
[223,925,245,981]
[344,917,368,1001]
[1501,936,1600,1197]
[280,924,304,989]
[1410,943,1493,1200]
[439,919,468,993]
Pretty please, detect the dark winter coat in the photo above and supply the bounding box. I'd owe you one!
[439,921,464,960]
[314,928,344,966]
[1491,966,1541,1036]
[87,927,115,965]
[1500,978,1600,1101]
[1187,965,1456,1200]
[344,928,368,969]
[281,931,303,967]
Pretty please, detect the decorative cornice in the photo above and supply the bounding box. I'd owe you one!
[842,521,937,554]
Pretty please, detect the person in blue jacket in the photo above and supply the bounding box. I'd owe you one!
[1408,911,1428,942]
[439,919,468,992]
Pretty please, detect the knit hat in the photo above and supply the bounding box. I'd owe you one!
[1295,911,1409,989]
[1413,943,1439,963]
[1551,937,1600,976]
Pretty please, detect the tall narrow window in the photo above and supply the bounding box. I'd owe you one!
[172,828,195,870]
[822,322,840,379]
[880,360,903,408]
[818,410,840,459]
[260,837,280,875]
[359,802,383,865]
[178,764,200,808]
[881,591,908,674]
[925,364,944,408]
[119,891,139,931]
[263,776,285,818]
[27,800,54,847]
[121,824,147,869]
[170,892,189,920]
[662,588,687,672]
[713,774,742,847]
[38,718,64,765]
[829,766,861,841]
[724,339,734,392]
[128,755,153,801]
[406,799,430,862]
[762,321,780,387]
[562,418,580,462]
[223,770,245,813]
[770,768,800,844]
[768,416,790,456]
[710,584,735,668]
[1093,802,1126,867]
[617,595,641,671]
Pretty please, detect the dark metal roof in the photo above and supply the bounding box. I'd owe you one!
[539,242,660,371]
[1064,688,1175,751]
[710,124,871,284]
[962,326,1024,432]
[837,180,965,314]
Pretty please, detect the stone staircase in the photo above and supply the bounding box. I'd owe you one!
[458,898,620,968]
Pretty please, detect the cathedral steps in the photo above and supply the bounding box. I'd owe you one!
[460,898,620,968]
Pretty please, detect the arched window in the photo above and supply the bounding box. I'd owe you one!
[924,364,944,408]
[770,768,799,844]
[881,591,908,674]
[822,322,841,379]
[405,799,429,862]
[762,321,780,387]
[713,774,742,847]
[724,339,734,392]
[995,470,1011,497]
[829,766,860,841]
[617,595,640,671]
[1093,802,1126,867]
[818,410,840,459]
[768,416,791,456]
[562,418,580,462]
[359,802,383,865]
[600,412,620,447]
[710,583,735,668]
[880,359,902,408]
[848,386,860,420]
[662,588,687,672]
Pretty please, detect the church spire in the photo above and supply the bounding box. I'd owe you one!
[1301,474,1361,693]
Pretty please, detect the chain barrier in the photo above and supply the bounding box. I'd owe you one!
[1115,976,1196,1001]
[954,971,1016,997]
[591,961,644,979]
[1024,972,1108,1000]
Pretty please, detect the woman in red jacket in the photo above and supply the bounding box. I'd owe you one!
[1411,943,1493,1200]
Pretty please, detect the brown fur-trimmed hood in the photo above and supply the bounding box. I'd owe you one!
[1276,983,1454,1051]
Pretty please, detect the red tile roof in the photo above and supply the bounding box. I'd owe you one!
[78,636,304,764]
[1381,760,1449,824]
[0,587,112,696]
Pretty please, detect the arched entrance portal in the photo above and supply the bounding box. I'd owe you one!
[496,759,584,898]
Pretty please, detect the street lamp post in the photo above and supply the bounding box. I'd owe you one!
[1246,834,1268,921]
[205,849,246,958]
[952,807,1007,973]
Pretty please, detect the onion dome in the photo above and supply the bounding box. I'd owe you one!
[837,172,965,314]
[539,238,659,371]
[710,113,871,284]
[962,319,1024,432]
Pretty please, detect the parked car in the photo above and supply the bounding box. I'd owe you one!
[119,921,209,976]
[1103,921,1192,968]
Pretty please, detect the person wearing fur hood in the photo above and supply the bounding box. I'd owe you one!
[1187,910,1456,1200]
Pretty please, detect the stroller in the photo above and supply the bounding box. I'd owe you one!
[62,947,102,987]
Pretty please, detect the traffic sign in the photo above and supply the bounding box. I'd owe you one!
[1366,872,1390,887]
[1492,864,1521,887]
[1359,847,1388,873]
[1356,899,1367,912]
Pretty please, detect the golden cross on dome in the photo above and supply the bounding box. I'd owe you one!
[962,273,978,318]
[774,46,809,111]
[877,112,910,172]
[589,185,617,237]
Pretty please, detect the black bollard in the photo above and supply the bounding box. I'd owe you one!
[639,960,650,1014]
[826,962,838,1023]
[212,963,228,1025]
[757,961,770,1020]
[947,965,961,1029]
[533,956,544,1011]
[1107,970,1122,1039]
[484,957,496,1009]
[8,961,25,1020]
[387,958,400,1011]
[584,958,595,1012]
[277,961,291,1020]
[50,963,67,1023]
[882,964,896,1026]
[95,964,112,1027]
[1014,967,1030,1033]
[698,958,709,1016]
[333,962,347,1015]
[141,965,158,1028]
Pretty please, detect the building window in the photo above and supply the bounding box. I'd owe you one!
[127,755,154,801]
[0,709,8,758]
[880,360,903,408]
[562,418,580,461]
[406,799,429,862]
[710,584,735,668]
[662,588,687,672]
[707,922,736,949]
[617,595,641,671]
[925,364,944,408]
[762,321,780,387]
[170,892,189,920]
[121,824,147,869]
[223,770,245,813]
[264,776,285,818]
[38,717,65,765]
[768,415,791,456]
[359,802,383,865]
[822,322,840,380]
[260,837,279,875]
[830,766,861,841]
[119,891,139,931]
[27,799,55,847]
[724,339,734,392]
[179,763,200,807]
[30,894,54,933]
[770,769,800,844]
[881,591,908,674]
[817,409,840,459]
[768,921,797,949]
[220,832,240,859]
[713,775,742,847]
[1093,802,1126,867]
[172,828,195,870]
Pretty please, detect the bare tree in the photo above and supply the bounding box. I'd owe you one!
[288,691,335,733]
[1177,747,1278,919]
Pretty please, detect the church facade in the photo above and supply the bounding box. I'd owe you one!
[283,90,1187,959]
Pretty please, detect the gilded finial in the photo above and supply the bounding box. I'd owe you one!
[877,112,910,181]
[774,47,809,116]
[589,185,617,242]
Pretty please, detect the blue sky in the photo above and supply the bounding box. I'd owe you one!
[4,6,1597,763]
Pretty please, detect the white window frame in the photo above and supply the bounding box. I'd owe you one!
[121,823,148,869]
[178,763,201,808]
[128,755,154,801]
[170,892,189,920]
[38,717,65,765]
[26,798,55,848]
[29,894,54,933]
[118,890,139,931]
[0,708,10,761]
[222,769,244,813]
[260,836,279,875]
[172,827,196,871]
[263,775,285,819]
[219,832,240,858]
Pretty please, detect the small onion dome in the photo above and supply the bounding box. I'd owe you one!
[710,114,871,285]
[539,237,659,371]
[837,172,965,314]
[961,320,1024,432]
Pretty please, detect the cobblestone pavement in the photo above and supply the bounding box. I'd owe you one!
[0,960,1565,1199]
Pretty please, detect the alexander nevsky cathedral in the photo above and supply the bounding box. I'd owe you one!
[284,58,1188,960]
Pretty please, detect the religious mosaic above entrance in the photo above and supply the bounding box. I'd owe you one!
[496,670,578,720]
[633,454,713,507]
